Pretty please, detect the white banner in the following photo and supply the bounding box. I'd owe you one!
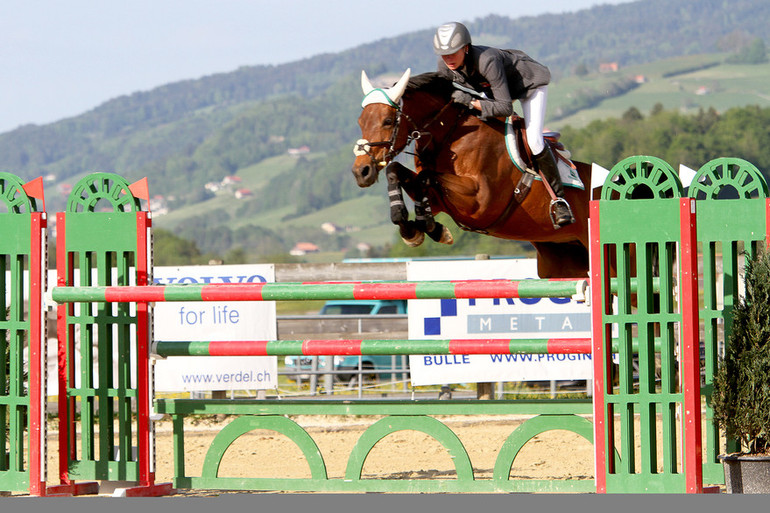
[406,258,592,386]
[153,264,278,391]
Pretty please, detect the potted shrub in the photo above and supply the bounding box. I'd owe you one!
[711,251,770,493]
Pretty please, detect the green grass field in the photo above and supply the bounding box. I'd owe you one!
[548,53,770,129]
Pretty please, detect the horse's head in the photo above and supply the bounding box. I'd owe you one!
[352,69,411,187]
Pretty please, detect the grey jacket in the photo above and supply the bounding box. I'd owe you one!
[437,45,551,120]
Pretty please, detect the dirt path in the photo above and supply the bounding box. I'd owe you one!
[161,414,594,481]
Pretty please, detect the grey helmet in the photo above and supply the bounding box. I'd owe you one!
[433,22,471,55]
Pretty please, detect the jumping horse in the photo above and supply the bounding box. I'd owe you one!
[351,69,593,279]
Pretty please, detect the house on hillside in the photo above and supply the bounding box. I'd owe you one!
[149,195,169,216]
[321,222,339,234]
[290,242,320,256]
[288,145,310,156]
[234,188,253,199]
[599,62,619,73]
[695,86,710,95]
[221,175,242,186]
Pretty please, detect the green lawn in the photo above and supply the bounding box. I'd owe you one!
[548,54,770,129]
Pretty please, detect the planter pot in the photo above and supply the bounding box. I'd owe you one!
[719,453,770,493]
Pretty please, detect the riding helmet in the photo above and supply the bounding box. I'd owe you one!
[433,22,472,55]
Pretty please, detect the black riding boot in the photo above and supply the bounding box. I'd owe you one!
[532,146,575,227]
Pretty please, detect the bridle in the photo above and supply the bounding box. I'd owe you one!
[353,93,456,171]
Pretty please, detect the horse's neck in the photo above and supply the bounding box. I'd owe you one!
[405,91,452,125]
[406,95,464,143]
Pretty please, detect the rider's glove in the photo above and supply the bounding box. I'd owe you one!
[451,90,474,108]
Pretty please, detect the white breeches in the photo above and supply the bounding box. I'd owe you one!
[520,85,548,155]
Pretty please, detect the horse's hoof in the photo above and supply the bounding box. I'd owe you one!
[425,224,454,245]
[439,226,454,245]
[402,231,425,247]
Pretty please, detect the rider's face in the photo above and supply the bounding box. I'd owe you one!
[441,46,467,70]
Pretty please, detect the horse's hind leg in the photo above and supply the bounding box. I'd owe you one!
[532,241,589,278]
[386,162,424,247]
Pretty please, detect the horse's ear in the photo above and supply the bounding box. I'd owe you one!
[386,68,411,104]
[361,70,375,95]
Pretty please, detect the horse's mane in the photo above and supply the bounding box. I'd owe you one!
[406,72,455,101]
[406,71,508,131]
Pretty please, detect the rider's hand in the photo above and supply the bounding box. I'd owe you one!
[451,90,474,108]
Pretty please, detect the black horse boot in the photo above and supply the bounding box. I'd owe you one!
[532,146,575,228]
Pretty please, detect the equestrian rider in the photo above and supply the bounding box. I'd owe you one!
[433,21,574,227]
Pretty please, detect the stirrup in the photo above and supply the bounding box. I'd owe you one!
[549,198,575,229]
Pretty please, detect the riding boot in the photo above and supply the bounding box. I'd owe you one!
[532,146,575,227]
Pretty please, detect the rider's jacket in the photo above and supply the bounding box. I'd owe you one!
[437,45,551,120]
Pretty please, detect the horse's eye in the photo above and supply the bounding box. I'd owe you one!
[383,118,394,127]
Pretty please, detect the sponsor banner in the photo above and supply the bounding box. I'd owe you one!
[406,259,592,386]
[153,264,277,391]
[153,356,277,392]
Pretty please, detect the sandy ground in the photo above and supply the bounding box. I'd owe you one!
[38,410,726,497]
[44,414,596,496]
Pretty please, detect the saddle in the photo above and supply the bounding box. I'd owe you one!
[504,115,584,202]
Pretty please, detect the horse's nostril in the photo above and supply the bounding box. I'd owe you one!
[360,165,370,178]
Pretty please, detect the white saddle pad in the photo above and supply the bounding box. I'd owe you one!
[504,116,584,190]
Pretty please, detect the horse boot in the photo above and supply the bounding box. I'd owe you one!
[415,195,454,245]
[532,146,575,228]
[386,162,424,247]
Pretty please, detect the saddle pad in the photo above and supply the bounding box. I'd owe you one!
[504,116,584,190]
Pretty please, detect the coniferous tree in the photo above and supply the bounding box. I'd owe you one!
[711,252,770,455]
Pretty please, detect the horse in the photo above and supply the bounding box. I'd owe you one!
[351,69,593,279]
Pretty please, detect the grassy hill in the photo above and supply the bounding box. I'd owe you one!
[154,152,396,250]
[548,53,770,129]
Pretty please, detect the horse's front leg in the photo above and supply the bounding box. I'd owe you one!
[386,162,424,247]
[396,166,453,245]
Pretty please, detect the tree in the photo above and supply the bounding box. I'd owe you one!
[622,107,644,122]
[711,252,770,455]
[153,229,206,266]
[727,37,768,64]
[573,62,589,77]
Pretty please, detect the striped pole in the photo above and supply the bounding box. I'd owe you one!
[153,337,658,357]
[51,278,588,303]
[50,277,660,304]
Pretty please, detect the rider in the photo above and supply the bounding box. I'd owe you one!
[433,21,574,227]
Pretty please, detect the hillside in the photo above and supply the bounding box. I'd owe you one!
[549,54,770,129]
[0,0,769,261]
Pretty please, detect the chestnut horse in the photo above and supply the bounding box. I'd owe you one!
[352,69,593,279]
